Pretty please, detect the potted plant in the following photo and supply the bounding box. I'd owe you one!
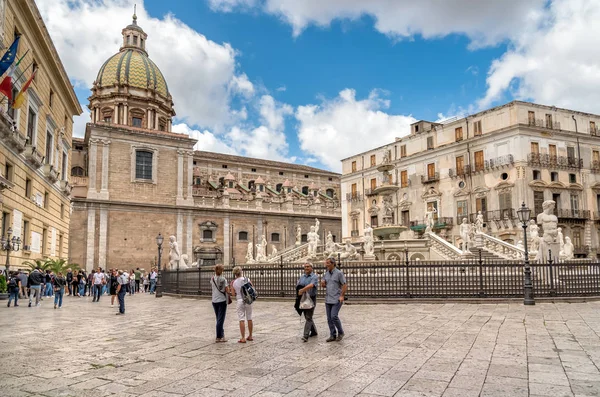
[0,274,8,300]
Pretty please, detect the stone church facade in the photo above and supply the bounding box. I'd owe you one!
[69,15,341,271]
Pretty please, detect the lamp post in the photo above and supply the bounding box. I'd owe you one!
[517,202,535,305]
[155,233,164,298]
[1,227,21,276]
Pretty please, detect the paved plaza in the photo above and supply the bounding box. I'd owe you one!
[1,294,600,397]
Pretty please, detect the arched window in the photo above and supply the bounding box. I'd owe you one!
[203,230,213,240]
[238,231,248,241]
[302,186,309,195]
[135,150,153,180]
[276,183,283,192]
[71,166,85,177]
[271,233,280,242]
[326,188,334,198]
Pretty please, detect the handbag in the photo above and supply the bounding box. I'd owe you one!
[212,277,232,305]
[299,291,314,310]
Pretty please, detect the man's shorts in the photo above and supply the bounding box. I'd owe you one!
[236,300,253,321]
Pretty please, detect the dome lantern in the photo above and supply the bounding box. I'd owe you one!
[121,5,148,55]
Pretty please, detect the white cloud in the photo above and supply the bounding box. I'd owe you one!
[37,0,244,130]
[478,0,600,113]
[296,89,415,172]
[172,123,237,154]
[72,105,90,138]
[276,85,287,92]
[213,0,545,46]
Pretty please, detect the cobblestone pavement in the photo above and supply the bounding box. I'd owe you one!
[1,293,600,397]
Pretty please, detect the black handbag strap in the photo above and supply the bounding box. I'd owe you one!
[212,277,227,296]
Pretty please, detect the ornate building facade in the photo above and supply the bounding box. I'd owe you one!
[0,0,82,269]
[69,15,341,271]
[342,101,600,259]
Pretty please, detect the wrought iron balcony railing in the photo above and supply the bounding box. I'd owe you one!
[346,193,363,202]
[449,165,471,178]
[528,118,561,130]
[421,172,440,184]
[555,209,590,219]
[527,153,583,170]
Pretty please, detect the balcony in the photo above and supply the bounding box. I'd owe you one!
[486,154,514,169]
[489,209,519,228]
[555,209,590,222]
[0,126,27,152]
[527,153,583,170]
[42,163,59,183]
[365,188,376,197]
[528,118,561,130]
[59,180,72,195]
[449,165,471,178]
[23,145,44,168]
[421,172,439,184]
[409,217,452,231]
[0,173,14,191]
[346,193,363,202]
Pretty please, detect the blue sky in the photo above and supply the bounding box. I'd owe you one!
[40,0,600,171]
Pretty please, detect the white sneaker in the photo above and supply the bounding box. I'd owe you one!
[111,304,114,307]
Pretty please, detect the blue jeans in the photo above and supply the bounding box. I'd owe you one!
[93,284,102,301]
[54,288,64,307]
[118,289,126,313]
[45,283,53,296]
[79,284,85,296]
[212,301,227,339]
[325,302,344,337]
[150,279,156,293]
[8,290,18,305]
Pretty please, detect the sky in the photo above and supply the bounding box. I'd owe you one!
[36,0,600,172]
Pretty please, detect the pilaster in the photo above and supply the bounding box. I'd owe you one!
[186,214,193,260]
[86,207,96,272]
[87,138,99,198]
[98,139,110,200]
[223,215,230,265]
[176,149,186,205]
[177,212,183,253]
[98,207,108,268]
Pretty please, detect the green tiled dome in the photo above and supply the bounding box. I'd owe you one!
[96,49,169,97]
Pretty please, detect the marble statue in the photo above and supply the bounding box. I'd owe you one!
[475,211,484,234]
[557,227,565,256]
[168,236,180,270]
[425,207,437,233]
[295,225,301,246]
[255,235,268,262]
[314,218,320,235]
[331,241,358,260]
[529,220,540,253]
[383,196,394,217]
[271,245,278,258]
[245,242,254,263]
[382,147,391,164]
[179,254,190,270]
[536,200,559,262]
[563,236,574,260]
[516,240,525,259]
[307,226,319,258]
[459,218,471,253]
[363,223,375,258]
[324,231,336,256]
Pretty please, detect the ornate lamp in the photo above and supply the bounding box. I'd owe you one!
[155,233,164,298]
[517,202,535,305]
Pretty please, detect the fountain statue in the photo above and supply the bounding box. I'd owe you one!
[168,236,180,270]
[295,225,301,246]
[245,242,254,264]
[562,236,574,260]
[363,223,375,259]
[459,218,471,254]
[536,200,559,262]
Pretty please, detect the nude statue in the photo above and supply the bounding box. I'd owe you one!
[557,227,565,255]
[324,231,336,255]
[168,235,180,270]
[459,218,471,253]
[563,236,574,260]
[537,200,559,261]
[245,242,254,263]
[295,225,301,246]
[475,211,484,234]
[363,223,375,257]
[529,220,540,253]
[425,207,437,233]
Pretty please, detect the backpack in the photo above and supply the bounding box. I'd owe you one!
[240,278,257,305]
[7,277,17,290]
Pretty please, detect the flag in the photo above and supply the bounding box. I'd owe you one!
[0,51,27,100]
[0,36,20,77]
[12,68,36,109]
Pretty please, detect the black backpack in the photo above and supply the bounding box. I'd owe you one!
[7,277,18,290]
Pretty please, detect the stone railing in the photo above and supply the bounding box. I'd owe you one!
[477,233,524,260]
[426,232,463,260]
[192,195,341,216]
[265,243,310,263]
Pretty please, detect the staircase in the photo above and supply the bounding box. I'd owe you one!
[265,243,310,263]
[477,233,525,260]
[426,232,463,260]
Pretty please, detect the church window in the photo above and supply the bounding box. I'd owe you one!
[271,233,280,242]
[238,231,248,241]
[203,230,213,240]
[132,117,143,127]
[135,150,153,180]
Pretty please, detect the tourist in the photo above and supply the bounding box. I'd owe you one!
[28,267,44,307]
[66,268,73,296]
[86,271,93,296]
[116,270,127,315]
[128,269,134,295]
[142,273,149,293]
[231,266,253,343]
[149,268,157,294]
[92,267,105,302]
[72,270,80,297]
[321,257,347,342]
[101,269,108,295]
[78,271,86,297]
[45,270,54,298]
[7,271,21,307]
[135,267,141,293]
[53,272,66,309]
[18,270,28,299]
[109,269,119,307]
[211,264,229,343]
[296,263,318,342]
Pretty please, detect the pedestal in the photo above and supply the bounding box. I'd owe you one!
[473,233,484,248]
[363,254,376,261]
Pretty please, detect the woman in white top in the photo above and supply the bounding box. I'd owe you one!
[231,266,253,343]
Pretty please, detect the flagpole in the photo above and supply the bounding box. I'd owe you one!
[12,61,32,84]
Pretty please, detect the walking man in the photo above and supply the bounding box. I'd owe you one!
[92,267,105,302]
[66,268,73,296]
[321,257,347,342]
[28,267,45,307]
[116,270,127,315]
[134,268,141,293]
[297,263,318,342]
[149,268,157,294]
[18,270,28,299]
[53,272,66,309]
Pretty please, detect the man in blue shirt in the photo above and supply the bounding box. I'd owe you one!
[321,257,347,342]
[297,263,318,342]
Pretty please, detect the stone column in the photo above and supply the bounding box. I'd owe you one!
[176,149,184,205]
[123,104,128,125]
[155,111,159,130]
[114,104,119,125]
[99,140,110,200]
[186,214,193,260]
[186,151,194,204]
[87,139,99,198]
[223,215,230,265]
[98,207,108,268]
[147,109,152,129]
[86,207,96,272]
[177,212,183,266]
[168,119,172,132]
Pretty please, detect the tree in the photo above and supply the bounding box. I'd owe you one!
[23,259,51,272]
[45,258,80,274]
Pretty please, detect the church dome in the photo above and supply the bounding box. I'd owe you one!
[96,49,169,98]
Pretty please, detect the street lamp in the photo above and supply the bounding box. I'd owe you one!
[1,227,21,276]
[517,202,535,306]
[155,233,164,298]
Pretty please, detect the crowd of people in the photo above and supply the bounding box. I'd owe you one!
[210,257,347,344]
[6,266,158,314]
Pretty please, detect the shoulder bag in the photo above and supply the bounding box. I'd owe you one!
[212,277,232,305]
